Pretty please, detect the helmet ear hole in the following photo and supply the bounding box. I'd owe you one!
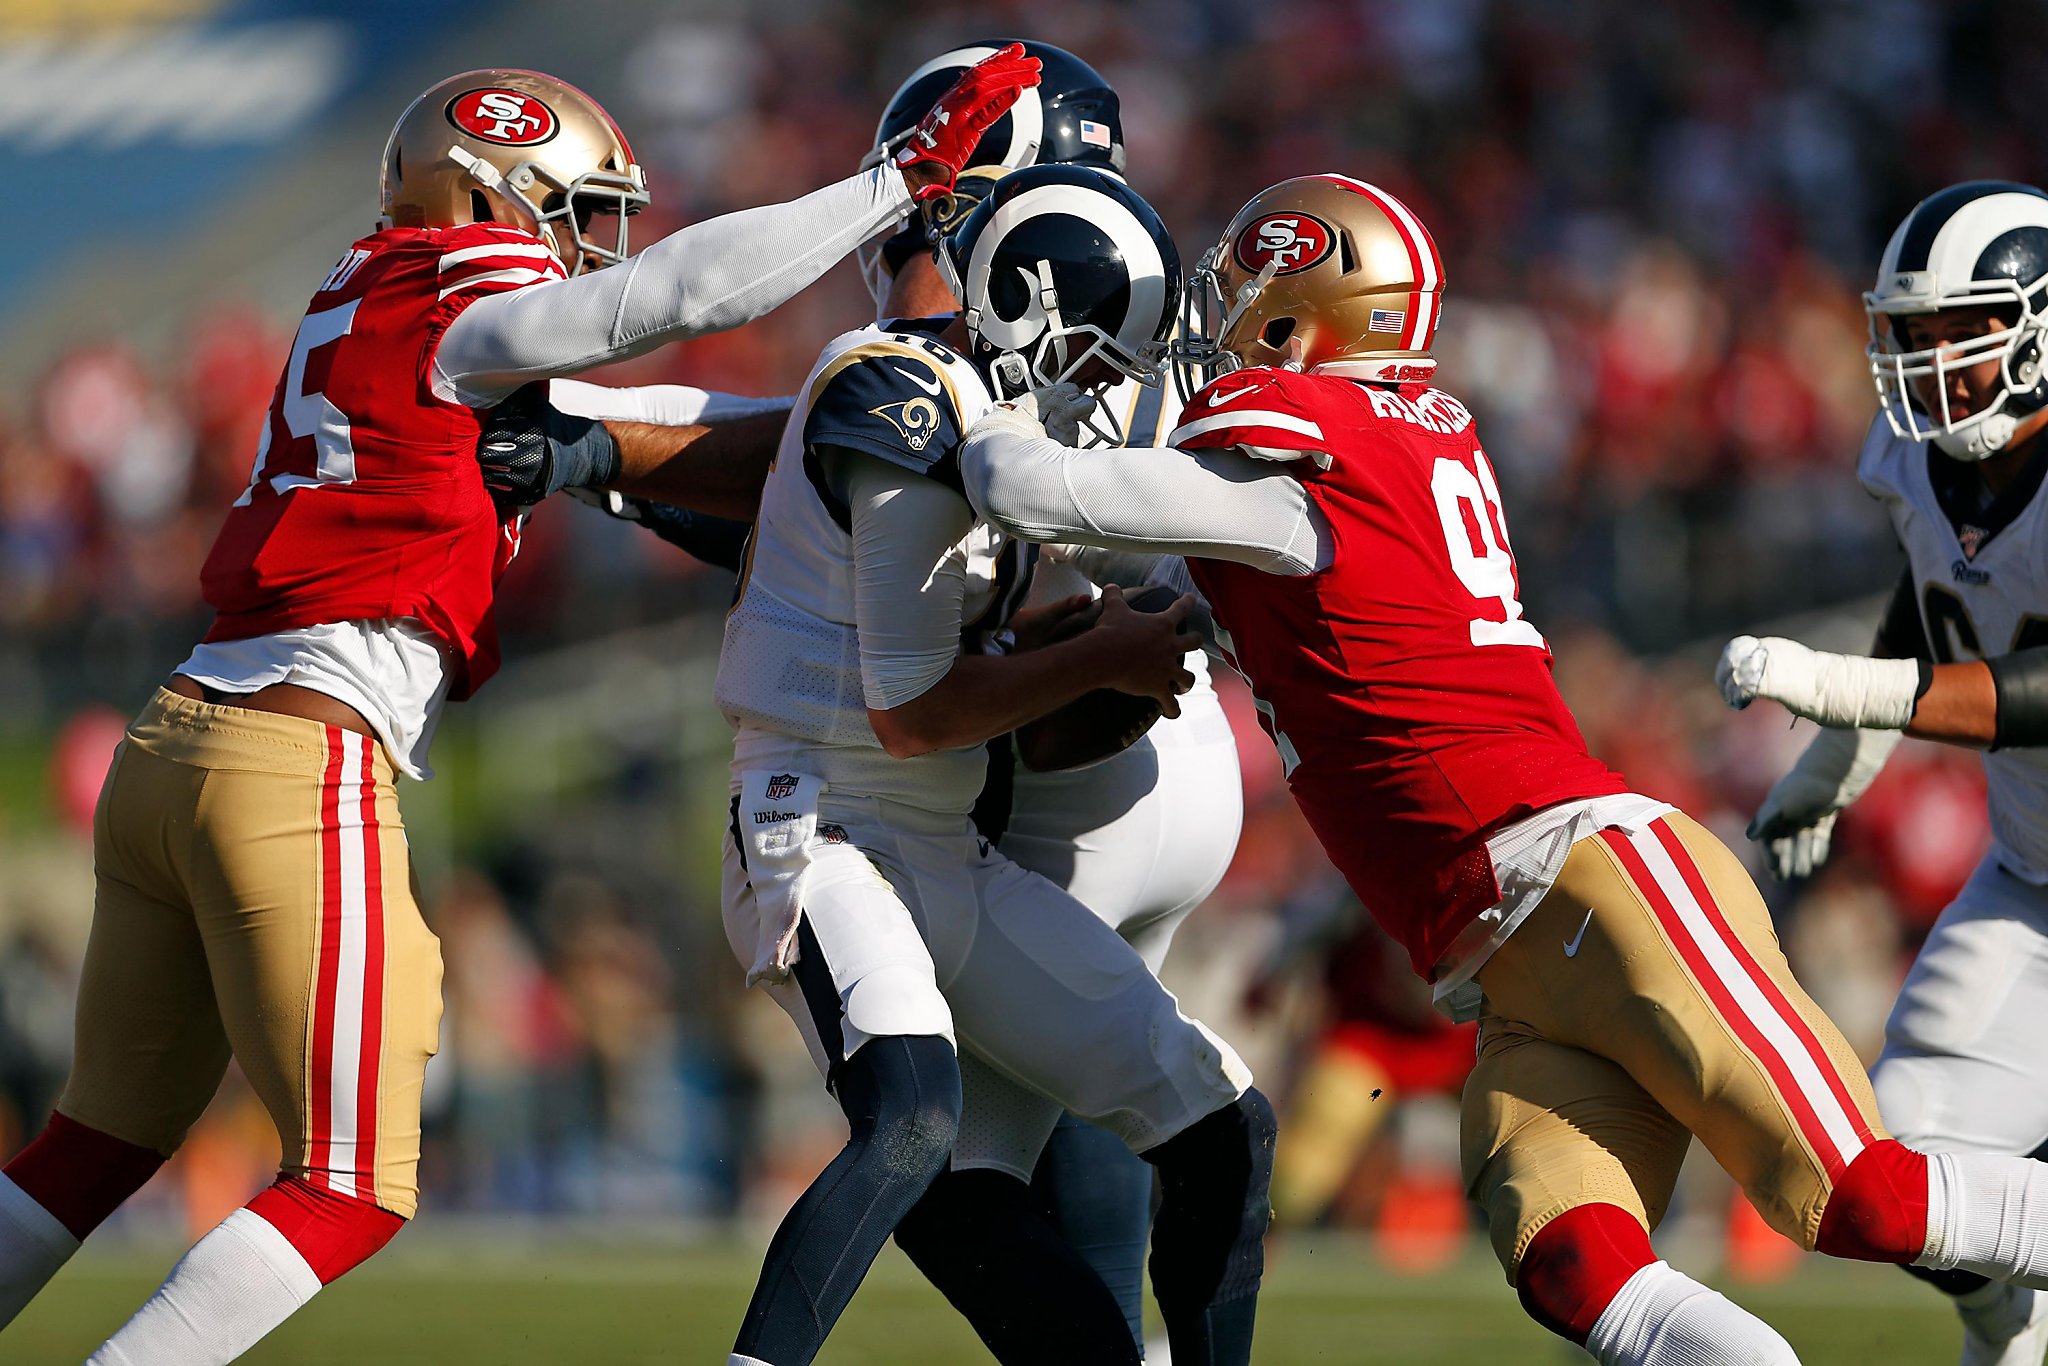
[1261,317,1296,348]
[1338,232,1358,274]
[469,190,493,225]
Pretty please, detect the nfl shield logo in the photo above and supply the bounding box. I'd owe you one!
[1960,524,1988,560]
[1369,308,1406,333]
[765,773,799,800]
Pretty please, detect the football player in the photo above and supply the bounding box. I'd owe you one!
[1718,180,2048,1366]
[567,44,1245,1359]
[962,173,2048,1366]
[0,55,1037,1365]
[716,164,1273,1366]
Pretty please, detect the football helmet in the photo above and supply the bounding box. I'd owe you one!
[937,165,1178,443]
[857,41,1125,307]
[1865,180,2048,460]
[1174,174,1444,397]
[379,68,648,275]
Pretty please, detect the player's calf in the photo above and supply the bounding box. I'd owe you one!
[1517,1203,1798,1365]
[1141,1087,1277,1365]
[86,1175,402,1366]
[0,1112,165,1326]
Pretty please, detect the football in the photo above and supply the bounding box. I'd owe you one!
[1015,583,1184,772]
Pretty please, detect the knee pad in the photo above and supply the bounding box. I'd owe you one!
[3,1112,165,1240]
[840,1034,962,1182]
[246,1175,404,1284]
[1516,1203,1656,1345]
[1817,1140,1929,1264]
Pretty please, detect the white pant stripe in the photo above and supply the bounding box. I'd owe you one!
[326,730,369,1199]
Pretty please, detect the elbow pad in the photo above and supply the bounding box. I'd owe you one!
[1989,647,2048,748]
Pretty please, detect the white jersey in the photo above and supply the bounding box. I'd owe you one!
[1860,415,2048,882]
[716,322,1025,813]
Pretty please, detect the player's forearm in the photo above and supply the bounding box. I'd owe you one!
[439,166,913,401]
[605,409,786,518]
[866,640,1117,759]
[962,425,1323,573]
[1903,662,1997,747]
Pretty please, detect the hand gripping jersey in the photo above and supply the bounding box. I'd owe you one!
[1174,368,1627,975]
[200,224,560,699]
[715,322,1032,813]
[1859,415,2048,882]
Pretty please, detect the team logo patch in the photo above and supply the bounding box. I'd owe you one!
[1233,213,1336,275]
[764,772,800,800]
[1368,308,1406,333]
[447,88,559,146]
[870,396,943,451]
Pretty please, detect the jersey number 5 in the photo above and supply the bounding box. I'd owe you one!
[1430,452,1544,648]
[234,300,361,506]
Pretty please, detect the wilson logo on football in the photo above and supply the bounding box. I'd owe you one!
[1234,213,1335,275]
[447,88,559,146]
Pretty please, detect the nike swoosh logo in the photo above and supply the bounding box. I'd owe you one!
[1563,909,1594,958]
[892,364,945,396]
[1206,383,1265,407]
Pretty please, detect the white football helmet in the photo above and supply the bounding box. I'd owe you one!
[1866,180,2048,460]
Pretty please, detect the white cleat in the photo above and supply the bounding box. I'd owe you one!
[1957,1282,2048,1366]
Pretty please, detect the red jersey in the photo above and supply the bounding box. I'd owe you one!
[200,223,566,699]
[1176,368,1627,976]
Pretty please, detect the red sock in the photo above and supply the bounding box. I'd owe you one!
[1516,1203,1657,1345]
[4,1113,164,1241]
[245,1176,404,1284]
[1817,1139,1929,1264]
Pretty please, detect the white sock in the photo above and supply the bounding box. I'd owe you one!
[0,1171,79,1327]
[1922,1152,2048,1290]
[87,1209,322,1366]
[1585,1260,1799,1366]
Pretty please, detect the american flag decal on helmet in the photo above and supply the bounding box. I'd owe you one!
[1369,308,1407,333]
[1079,119,1112,148]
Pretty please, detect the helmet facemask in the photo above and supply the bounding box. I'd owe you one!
[446,145,647,275]
[1171,244,1287,402]
[1866,273,2048,461]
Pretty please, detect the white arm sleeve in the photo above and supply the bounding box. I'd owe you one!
[436,166,912,406]
[839,449,975,712]
[546,378,792,426]
[961,425,1331,575]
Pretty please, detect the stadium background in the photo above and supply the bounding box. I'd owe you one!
[0,0,2027,1360]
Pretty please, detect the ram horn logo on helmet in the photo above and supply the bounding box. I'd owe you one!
[447,88,560,146]
[1234,213,1335,275]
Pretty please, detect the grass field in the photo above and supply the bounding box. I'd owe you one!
[3,1233,1966,1364]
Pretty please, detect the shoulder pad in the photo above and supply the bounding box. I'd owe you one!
[1168,368,1330,458]
[804,339,973,488]
[1856,413,1914,501]
[426,223,565,301]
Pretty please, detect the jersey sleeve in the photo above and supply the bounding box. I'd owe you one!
[1168,369,1332,464]
[802,346,968,491]
[422,226,567,402]
[1855,413,1912,504]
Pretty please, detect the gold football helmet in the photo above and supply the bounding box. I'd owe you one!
[379,69,648,274]
[1176,174,1444,393]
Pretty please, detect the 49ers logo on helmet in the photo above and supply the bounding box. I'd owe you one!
[1234,213,1335,275]
[447,88,559,146]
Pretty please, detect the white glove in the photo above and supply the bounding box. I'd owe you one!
[1746,726,1902,880]
[1717,635,1923,729]
[981,382,1099,446]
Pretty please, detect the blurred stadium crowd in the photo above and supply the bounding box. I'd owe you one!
[0,0,2023,1269]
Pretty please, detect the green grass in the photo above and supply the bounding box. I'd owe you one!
[4,1235,1961,1364]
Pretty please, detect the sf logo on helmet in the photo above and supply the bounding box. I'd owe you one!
[1235,213,1335,275]
[448,88,560,146]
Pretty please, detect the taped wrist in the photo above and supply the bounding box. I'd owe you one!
[1989,647,2048,748]
[542,405,622,492]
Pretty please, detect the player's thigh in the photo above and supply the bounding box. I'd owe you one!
[1461,1018,1689,1278]
[1873,856,2048,1154]
[1477,812,1884,1249]
[60,742,231,1155]
[723,824,954,1079]
[952,1050,1065,1182]
[940,850,1250,1153]
[192,729,442,1217]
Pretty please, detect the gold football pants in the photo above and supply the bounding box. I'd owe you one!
[63,688,441,1217]
[1461,812,1886,1275]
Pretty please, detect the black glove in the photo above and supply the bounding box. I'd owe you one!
[476,383,623,514]
[568,488,751,573]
